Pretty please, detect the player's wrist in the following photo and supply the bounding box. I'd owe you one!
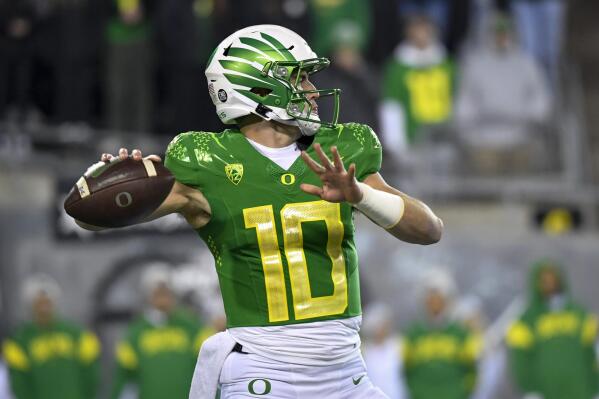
[348,181,364,204]
[352,182,405,229]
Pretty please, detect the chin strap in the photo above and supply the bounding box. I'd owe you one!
[273,109,321,136]
[251,104,322,136]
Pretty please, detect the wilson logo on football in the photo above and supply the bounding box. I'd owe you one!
[225,163,243,185]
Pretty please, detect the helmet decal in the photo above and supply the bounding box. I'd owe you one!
[219,33,297,107]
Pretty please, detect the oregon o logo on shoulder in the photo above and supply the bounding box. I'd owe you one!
[248,379,271,395]
[115,192,133,208]
[280,173,295,185]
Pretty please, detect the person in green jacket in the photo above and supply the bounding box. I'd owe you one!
[402,270,480,399]
[2,274,101,399]
[379,15,455,156]
[110,265,211,399]
[506,260,599,399]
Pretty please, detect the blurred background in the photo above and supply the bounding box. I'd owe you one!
[1,0,598,398]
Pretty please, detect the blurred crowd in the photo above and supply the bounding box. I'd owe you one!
[0,0,567,175]
[0,265,222,399]
[1,259,597,399]
[361,260,598,399]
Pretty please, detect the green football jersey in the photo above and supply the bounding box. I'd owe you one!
[165,122,382,328]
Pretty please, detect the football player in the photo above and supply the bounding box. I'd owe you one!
[91,25,443,398]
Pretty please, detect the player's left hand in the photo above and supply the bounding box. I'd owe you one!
[300,143,363,203]
[101,148,162,163]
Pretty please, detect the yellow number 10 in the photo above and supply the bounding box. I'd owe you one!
[243,201,348,322]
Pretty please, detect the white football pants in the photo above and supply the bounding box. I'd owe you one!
[218,350,389,398]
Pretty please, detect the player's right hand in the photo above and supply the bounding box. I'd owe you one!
[101,148,162,163]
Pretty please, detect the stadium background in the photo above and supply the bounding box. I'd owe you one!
[0,0,598,398]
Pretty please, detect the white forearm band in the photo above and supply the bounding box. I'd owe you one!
[352,182,405,229]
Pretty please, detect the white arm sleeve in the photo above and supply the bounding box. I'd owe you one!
[352,183,405,229]
[379,100,408,155]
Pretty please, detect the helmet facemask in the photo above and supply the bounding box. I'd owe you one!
[263,58,340,134]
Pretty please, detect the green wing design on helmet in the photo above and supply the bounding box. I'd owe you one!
[219,33,297,108]
[239,35,294,62]
[259,32,297,61]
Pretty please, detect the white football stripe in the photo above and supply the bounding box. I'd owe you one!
[76,177,91,198]
[142,159,157,177]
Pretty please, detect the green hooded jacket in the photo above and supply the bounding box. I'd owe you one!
[506,261,599,399]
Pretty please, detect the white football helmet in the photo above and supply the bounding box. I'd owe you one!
[205,24,340,136]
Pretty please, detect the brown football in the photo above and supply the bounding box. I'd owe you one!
[64,158,175,228]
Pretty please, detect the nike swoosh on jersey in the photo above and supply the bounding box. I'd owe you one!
[352,375,365,385]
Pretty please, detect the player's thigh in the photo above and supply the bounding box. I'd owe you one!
[341,374,389,399]
[335,355,389,399]
[218,352,296,399]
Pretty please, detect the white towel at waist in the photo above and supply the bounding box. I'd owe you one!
[189,331,237,399]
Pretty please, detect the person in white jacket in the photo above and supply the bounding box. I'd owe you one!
[0,291,13,399]
[361,303,408,399]
[455,14,551,174]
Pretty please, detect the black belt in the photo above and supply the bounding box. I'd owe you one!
[232,343,249,354]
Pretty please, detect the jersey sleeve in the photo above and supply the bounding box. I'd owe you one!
[78,330,101,398]
[110,327,139,399]
[342,123,383,181]
[506,318,538,393]
[164,132,201,187]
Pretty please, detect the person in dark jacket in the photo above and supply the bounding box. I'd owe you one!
[313,27,379,131]
[0,0,36,122]
[105,0,153,132]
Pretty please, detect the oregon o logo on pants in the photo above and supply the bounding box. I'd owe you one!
[248,379,271,395]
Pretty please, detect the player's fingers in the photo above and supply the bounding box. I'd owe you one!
[314,143,334,170]
[300,183,324,197]
[118,148,128,160]
[331,146,344,172]
[301,151,325,174]
[101,153,111,162]
[348,163,356,180]
[144,155,162,162]
[131,149,143,161]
